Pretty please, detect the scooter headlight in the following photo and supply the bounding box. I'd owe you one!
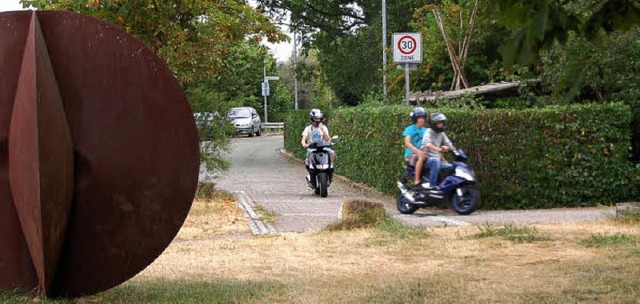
[316,164,329,170]
[455,168,475,181]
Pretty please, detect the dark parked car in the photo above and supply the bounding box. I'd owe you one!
[225,107,261,137]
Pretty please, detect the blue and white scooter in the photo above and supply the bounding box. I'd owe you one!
[396,149,480,215]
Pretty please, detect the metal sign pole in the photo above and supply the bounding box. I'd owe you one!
[405,63,410,105]
[293,31,299,110]
[264,93,268,123]
[263,64,268,122]
[382,0,387,103]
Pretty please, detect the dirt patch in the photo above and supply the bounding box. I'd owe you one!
[174,194,251,241]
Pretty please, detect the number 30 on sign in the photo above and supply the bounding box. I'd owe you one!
[392,32,422,63]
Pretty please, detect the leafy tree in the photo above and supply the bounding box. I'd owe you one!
[256,0,370,36]
[256,0,433,105]
[489,0,640,161]
[278,53,318,110]
[269,80,294,122]
[314,29,380,106]
[489,0,640,66]
[539,26,640,161]
[412,0,480,90]
[24,0,287,85]
[395,0,517,107]
[24,0,288,171]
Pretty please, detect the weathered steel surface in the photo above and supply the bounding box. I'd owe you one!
[0,10,199,298]
[0,11,39,292]
[9,12,74,296]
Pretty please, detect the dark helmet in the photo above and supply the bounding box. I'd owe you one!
[410,107,427,123]
[309,108,324,126]
[430,112,447,132]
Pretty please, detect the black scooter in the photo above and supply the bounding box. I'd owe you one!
[305,137,337,197]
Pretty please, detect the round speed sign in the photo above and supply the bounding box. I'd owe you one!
[392,33,422,63]
[398,35,417,54]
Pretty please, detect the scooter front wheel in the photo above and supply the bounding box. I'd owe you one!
[397,194,418,214]
[317,173,329,197]
[451,186,480,215]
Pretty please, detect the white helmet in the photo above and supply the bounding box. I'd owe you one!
[309,109,324,126]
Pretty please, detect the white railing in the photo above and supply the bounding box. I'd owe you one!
[261,122,284,130]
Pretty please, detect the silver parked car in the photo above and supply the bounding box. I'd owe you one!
[225,107,261,137]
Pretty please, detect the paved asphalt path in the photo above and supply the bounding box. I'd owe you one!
[213,135,616,235]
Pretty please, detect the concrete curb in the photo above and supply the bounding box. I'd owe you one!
[234,191,278,236]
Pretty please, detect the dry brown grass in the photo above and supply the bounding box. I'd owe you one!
[174,191,250,240]
[131,194,640,303]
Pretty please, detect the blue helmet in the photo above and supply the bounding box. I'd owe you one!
[410,107,427,123]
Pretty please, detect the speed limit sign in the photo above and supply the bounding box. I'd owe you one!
[392,33,422,63]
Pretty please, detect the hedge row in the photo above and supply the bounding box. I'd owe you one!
[284,104,639,209]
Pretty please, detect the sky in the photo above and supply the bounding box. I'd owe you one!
[0,1,26,11]
[0,1,293,62]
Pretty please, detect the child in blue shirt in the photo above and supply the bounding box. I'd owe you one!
[403,107,428,186]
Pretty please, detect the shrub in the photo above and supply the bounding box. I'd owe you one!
[285,103,637,209]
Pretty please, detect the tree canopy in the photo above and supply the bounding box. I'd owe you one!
[23,0,290,172]
[24,0,288,85]
[489,0,640,66]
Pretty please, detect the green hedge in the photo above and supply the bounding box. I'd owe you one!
[285,104,639,209]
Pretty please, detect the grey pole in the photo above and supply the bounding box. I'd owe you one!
[405,63,410,105]
[263,61,268,122]
[293,31,299,110]
[382,0,387,103]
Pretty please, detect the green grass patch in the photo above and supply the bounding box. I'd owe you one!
[324,199,428,239]
[615,211,640,225]
[323,215,382,231]
[357,279,468,303]
[376,218,430,240]
[98,279,285,303]
[324,201,388,231]
[0,279,286,303]
[254,204,277,224]
[0,289,40,304]
[364,218,431,247]
[195,182,217,199]
[472,224,548,243]
[580,233,639,248]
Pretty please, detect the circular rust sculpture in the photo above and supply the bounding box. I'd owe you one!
[0,11,199,297]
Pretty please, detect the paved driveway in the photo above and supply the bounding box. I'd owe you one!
[212,135,616,234]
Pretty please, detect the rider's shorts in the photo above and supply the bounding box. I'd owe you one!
[405,153,418,166]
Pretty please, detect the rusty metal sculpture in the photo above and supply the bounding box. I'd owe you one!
[0,11,199,298]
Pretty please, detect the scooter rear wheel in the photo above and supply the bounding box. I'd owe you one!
[397,194,418,214]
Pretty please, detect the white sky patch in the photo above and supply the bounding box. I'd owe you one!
[247,0,294,63]
[0,1,29,11]
[343,2,365,33]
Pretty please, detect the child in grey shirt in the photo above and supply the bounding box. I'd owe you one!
[421,112,455,190]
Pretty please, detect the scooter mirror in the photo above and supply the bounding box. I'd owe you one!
[331,135,339,141]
